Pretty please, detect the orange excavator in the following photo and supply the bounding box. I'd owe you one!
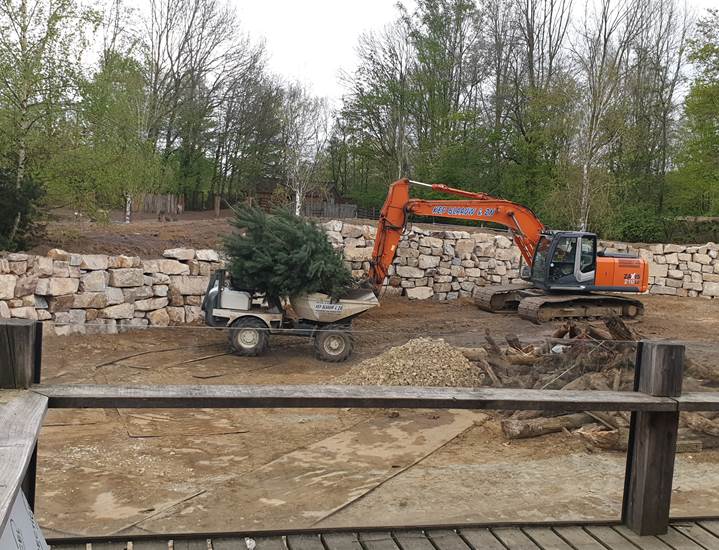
[368,178,648,323]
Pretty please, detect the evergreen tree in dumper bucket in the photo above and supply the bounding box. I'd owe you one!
[224,206,353,303]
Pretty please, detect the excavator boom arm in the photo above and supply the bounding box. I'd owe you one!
[369,179,545,291]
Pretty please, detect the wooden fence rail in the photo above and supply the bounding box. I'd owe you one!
[0,319,715,538]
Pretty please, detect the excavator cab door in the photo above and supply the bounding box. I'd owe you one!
[531,232,597,290]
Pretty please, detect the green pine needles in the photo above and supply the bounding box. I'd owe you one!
[224,206,353,301]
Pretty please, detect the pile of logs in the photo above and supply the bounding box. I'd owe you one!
[459,317,719,453]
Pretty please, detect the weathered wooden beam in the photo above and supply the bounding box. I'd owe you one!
[622,341,684,536]
[675,392,719,411]
[32,383,677,411]
[0,319,37,389]
[0,391,48,533]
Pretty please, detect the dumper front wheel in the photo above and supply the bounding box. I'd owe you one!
[228,317,269,356]
[314,327,354,363]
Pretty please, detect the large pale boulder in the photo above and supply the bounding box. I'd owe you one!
[170,275,210,295]
[148,308,170,326]
[495,235,513,248]
[108,268,144,287]
[0,274,17,300]
[157,259,190,275]
[326,231,344,247]
[73,293,108,309]
[33,257,54,276]
[196,249,220,262]
[46,277,79,296]
[704,282,719,297]
[418,255,440,269]
[108,255,141,269]
[11,307,38,320]
[419,236,443,248]
[101,303,135,319]
[406,286,434,300]
[105,287,124,305]
[343,247,373,262]
[80,271,108,292]
[184,305,203,323]
[163,248,196,261]
[122,286,154,301]
[322,220,343,233]
[396,266,425,278]
[167,307,186,324]
[54,309,87,326]
[341,224,363,238]
[80,254,109,270]
[134,297,169,311]
[0,301,10,319]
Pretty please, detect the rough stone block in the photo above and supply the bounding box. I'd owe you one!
[8,261,27,275]
[80,271,108,292]
[167,307,185,324]
[163,248,196,261]
[10,306,38,320]
[406,286,433,300]
[170,275,210,296]
[46,278,79,296]
[148,308,170,326]
[418,255,440,269]
[101,303,135,319]
[344,247,373,262]
[105,287,124,305]
[184,305,203,324]
[109,268,145,287]
[108,255,141,269]
[0,274,18,300]
[134,297,169,311]
[649,263,669,278]
[80,254,109,270]
[326,232,343,247]
[73,292,108,309]
[704,282,719,297]
[122,286,154,302]
[34,257,54,276]
[694,253,712,265]
[54,309,87,326]
[341,224,363,238]
[47,249,70,261]
[396,266,425,278]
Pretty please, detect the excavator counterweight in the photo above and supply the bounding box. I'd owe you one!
[369,178,648,323]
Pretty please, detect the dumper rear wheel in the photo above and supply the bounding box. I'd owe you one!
[314,327,354,362]
[228,317,269,356]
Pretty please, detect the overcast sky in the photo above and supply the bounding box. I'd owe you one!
[232,0,716,104]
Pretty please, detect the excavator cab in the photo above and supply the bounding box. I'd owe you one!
[528,232,598,290]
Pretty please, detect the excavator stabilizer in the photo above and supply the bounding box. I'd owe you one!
[474,285,644,323]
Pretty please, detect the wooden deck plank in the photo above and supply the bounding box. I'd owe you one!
[358,531,402,550]
[130,541,169,550]
[612,525,673,549]
[457,528,506,550]
[696,521,719,540]
[668,524,719,550]
[90,543,129,550]
[426,529,471,550]
[552,527,608,549]
[321,532,362,550]
[286,534,324,550]
[171,539,209,550]
[491,527,542,549]
[676,393,719,411]
[33,384,677,412]
[584,526,644,549]
[0,391,48,533]
[522,528,576,549]
[657,528,708,550]
[213,537,285,550]
[393,530,436,550]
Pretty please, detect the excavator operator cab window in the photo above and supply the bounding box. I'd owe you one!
[549,236,577,282]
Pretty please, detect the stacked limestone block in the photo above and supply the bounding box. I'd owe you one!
[2,221,718,337]
[0,248,223,335]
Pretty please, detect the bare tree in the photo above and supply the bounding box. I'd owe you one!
[279,83,329,216]
[571,0,646,229]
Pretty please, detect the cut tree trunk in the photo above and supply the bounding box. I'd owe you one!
[501,413,594,440]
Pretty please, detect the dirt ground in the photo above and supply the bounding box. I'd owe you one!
[31,209,503,257]
[35,295,719,537]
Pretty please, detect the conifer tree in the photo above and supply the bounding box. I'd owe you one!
[224,206,353,301]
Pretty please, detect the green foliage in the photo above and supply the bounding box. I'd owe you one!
[605,204,670,243]
[0,169,44,251]
[224,207,353,301]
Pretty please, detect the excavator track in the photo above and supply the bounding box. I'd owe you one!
[474,284,644,323]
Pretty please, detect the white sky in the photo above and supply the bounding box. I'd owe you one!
[232,0,716,104]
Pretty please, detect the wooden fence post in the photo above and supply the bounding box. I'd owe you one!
[0,318,41,510]
[622,340,684,536]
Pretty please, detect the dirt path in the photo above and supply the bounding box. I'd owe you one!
[36,296,719,536]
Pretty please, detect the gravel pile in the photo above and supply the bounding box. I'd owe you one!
[336,337,485,387]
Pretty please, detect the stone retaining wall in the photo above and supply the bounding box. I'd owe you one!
[1,220,717,335]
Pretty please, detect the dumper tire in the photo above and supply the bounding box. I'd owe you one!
[228,317,269,357]
[314,326,354,363]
